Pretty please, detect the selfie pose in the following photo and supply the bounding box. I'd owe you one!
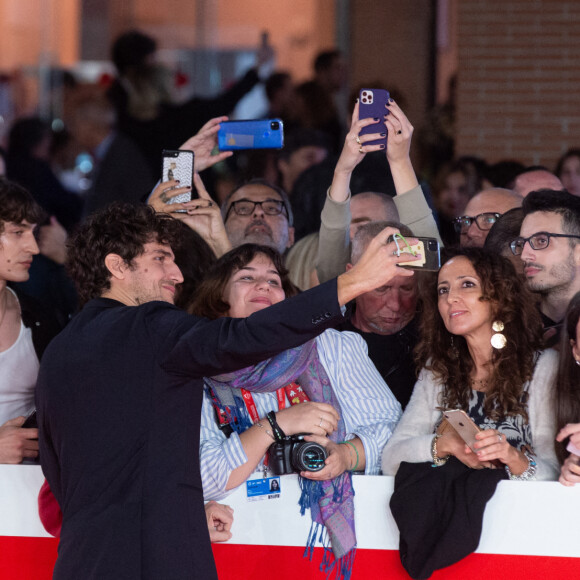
[189,243,402,577]
[381,248,559,578]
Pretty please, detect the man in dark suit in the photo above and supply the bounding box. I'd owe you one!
[36,202,417,579]
[68,94,155,217]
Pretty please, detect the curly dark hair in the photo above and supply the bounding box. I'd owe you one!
[188,244,298,319]
[415,247,543,421]
[0,178,45,235]
[555,291,580,463]
[66,202,183,306]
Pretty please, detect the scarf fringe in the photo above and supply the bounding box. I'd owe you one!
[321,545,356,580]
[303,518,356,580]
[298,476,324,516]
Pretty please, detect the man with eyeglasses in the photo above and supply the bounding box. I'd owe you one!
[512,189,580,345]
[221,179,295,255]
[454,188,523,248]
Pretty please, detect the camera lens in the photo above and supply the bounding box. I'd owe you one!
[428,240,438,251]
[292,441,327,472]
[271,121,280,130]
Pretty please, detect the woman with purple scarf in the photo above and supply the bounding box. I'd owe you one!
[189,243,402,580]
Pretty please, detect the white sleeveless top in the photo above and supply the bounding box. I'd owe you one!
[0,288,39,424]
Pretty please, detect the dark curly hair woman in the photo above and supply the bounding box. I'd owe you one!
[554,292,580,486]
[381,248,560,578]
[382,248,559,480]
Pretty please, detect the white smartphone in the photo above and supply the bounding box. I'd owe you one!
[442,410,481,453]
[161,149,195,204]
[567,440,580,456]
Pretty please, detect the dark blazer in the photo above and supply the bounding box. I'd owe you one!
[36,280,342,580]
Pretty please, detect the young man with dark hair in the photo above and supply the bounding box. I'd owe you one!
[36,200,419,579]
[515,189,580,343]
[0,178,60,463]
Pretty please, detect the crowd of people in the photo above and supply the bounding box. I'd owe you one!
[1,28,580,580]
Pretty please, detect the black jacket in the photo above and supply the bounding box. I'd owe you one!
[36,280,342,579]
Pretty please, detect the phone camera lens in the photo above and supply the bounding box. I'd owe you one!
[428,241,437,251]
[271,121,280,130]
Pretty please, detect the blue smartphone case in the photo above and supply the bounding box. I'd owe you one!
[217,119,284,151]
[358,89,390,148]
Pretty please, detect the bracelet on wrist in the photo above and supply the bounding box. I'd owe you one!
[266,411,286,441]
[341,440,359,471]
[431,434,449,467]
[505,449,537,481]
[255,421,275,440]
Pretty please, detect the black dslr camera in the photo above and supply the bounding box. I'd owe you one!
[265,412,327,475]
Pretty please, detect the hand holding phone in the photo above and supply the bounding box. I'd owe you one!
[217,119,284,151]
[567,440,580,457]
[442,410,481,453]
[358,88,390,148]
[397,237,441,271]
[161,150,196,204]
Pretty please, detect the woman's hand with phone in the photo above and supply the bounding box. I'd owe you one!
[383,99,420,195]
[148,180,192,214]
[383,98,414,164]
[437,428,487,469]
[179,116,233,172]
[471,429,528,474]
[336,101,388,173]
[329,101,388,203]
[179,173,232,258]
[559,453,580,487]
[556,422,580,452]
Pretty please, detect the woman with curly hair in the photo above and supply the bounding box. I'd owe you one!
[381,248,559,578]
[382,247,559,479]
[554,292,580,486]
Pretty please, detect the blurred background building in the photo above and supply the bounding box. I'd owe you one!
[0,0,579,173]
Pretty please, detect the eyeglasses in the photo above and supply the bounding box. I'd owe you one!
[453,212,500,234]
[510,232,580,255]
[225,198,288,220]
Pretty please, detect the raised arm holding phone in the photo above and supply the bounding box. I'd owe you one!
[317,98,441,283]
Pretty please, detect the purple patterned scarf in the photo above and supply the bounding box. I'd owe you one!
[206,338,356,579]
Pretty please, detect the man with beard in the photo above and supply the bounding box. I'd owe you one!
[222,179,294,255]
[513,189,580,345]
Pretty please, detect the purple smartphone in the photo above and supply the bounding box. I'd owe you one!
[358,88,390,148]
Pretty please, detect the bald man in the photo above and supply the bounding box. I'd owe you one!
[349,192,399,241]
[456,188,523,247]
[513,168,564,198]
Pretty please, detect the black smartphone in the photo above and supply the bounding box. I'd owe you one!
[22,410,38,429]
[398,237,441,271]
[161,149,196,203]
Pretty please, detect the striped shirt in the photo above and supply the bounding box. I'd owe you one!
[200,328,402,500]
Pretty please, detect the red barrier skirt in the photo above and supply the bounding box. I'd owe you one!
[1,466,579,579]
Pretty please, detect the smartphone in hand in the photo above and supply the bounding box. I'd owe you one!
[217,119,284,151]
[397,237,441,271]
[161,149,196,203]
[358,88,390,148]
[567,440,580,456]
[442,410,481,453]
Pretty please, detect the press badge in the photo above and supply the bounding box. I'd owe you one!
[246,476,281,501]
